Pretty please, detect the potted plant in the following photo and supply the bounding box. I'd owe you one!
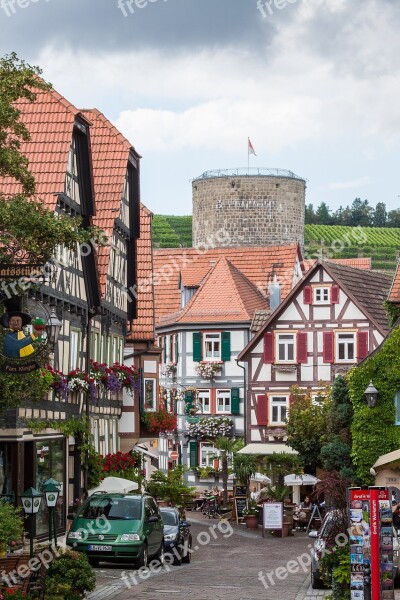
[46,548,96,600]
[242,500,259,529]
[195,361,223,380]
[0,502,24,555]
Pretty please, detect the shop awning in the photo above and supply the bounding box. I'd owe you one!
[373,448,400,469]
[237,443,298,455]
[284,473,318,486]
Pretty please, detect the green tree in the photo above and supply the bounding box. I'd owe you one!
[286,386,331,470]
[316,202,332,225]
[262,451,301,486]
[232,453,258,493]
[211,436,243,505]
[350,198,372,227]
[305,203,317,224]
[373,202,387,227]
[387,209,400,228]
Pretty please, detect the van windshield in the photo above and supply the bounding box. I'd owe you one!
[79,497,142,520]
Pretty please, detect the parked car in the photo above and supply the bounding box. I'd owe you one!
[309,510,400,589]
[160,507,192,565]
[67,493,164,568]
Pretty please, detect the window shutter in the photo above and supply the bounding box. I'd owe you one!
[231,388,240,414]
[256,394,268,426]
[189,441,198,468]
[178,444,182,466]
[297,332,308,364]
[331,286,340,304]
[221,331,231,362]
[175,334,179,362]
[357,331,369,361]
[323,331,334,363]
[184,390,194,412]
[263,332,274,364]
[303,286,312,305]
[163,338,167,363]
[193,332,202,362]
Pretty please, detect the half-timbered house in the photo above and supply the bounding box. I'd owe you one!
[0,89,141,537]
[153,244,304,485]
[237,260,393,452]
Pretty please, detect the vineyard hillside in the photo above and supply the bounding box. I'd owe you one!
[152,216,400,271]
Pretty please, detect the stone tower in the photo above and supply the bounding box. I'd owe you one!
[192,168,306,249]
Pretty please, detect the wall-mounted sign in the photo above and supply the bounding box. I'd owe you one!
[0,264,43,280]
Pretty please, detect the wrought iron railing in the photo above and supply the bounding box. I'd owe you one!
[192,168,305,181]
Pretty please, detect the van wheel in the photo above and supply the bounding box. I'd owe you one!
[88,558,99,568]
[137,543,148,568]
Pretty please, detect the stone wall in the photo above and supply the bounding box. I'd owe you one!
[192,175,306,248]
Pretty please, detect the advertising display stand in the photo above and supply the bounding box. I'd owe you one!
[233,485,248,525]
[262,502,283,538]
[349,486,394,600]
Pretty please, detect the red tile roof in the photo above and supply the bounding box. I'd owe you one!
[303,257,372,271]
[127,204,155,340]
[154,244,302,326]
[159,257,269,325]
[0,87,86,205]
[81,108,136,297]
[388,262,400,304]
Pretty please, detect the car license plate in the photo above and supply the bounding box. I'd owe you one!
[88,545,112,552]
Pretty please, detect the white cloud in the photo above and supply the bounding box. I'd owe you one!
[322,177,371,191]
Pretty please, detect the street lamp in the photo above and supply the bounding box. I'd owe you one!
[46,308,62,349]
[42,480,60,548]
[365,380,378,408]
[21,487,42,558]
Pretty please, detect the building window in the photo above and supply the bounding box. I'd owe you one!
[92,420,99,452]
[104,420,109,455]
[144,378,156,411]
[314,287,330,304]
[198,390,211,414]
[395,391,400,425]
[200,443,216,467]
[336,332,355,362]
[204,333,221,360]
[216,389,231,413]
[69,329,80,371]
[270,396,288,425]
[111,420,118,454]
[276,333,295,363]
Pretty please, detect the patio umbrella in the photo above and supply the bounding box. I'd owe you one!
[88,476,139,496]
[251,473,272,483]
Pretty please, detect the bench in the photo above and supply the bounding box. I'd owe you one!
[0,554,46,599]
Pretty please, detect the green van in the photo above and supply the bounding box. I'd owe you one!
[67,493,164,568]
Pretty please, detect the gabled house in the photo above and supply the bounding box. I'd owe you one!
[153,244,304,484]
[237,260,393,452]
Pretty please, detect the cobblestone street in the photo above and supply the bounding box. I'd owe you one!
[89,514,316,600]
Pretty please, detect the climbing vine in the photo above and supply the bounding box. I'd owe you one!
[384,300,400,329]
[348,325,400,484]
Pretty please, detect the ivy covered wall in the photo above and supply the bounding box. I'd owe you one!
[349,325,400,484]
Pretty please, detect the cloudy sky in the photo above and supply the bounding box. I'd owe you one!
[1,0,400,216]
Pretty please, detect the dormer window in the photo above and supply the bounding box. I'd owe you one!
[314,287,330,304]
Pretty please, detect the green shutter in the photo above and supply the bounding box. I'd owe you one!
[175,334,179,362]
[221,331,231,362]
[231,388,240,414]
[193,332,202,362]
[189,441,198,468]
[178,444,182,466]
[184,390,194,413]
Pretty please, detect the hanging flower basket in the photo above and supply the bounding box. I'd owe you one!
[195,361,223,380]
[163,362,177,378]
[188,416,233,439]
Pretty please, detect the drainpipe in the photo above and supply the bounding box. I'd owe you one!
[235,359,247,445]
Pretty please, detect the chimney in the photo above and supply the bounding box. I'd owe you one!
[268,277,281,311]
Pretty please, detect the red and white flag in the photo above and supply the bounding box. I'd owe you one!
[248,137,257,156]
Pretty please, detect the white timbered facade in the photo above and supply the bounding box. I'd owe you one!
[238,260,393,445]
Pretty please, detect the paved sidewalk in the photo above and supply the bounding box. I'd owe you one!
[90,511,316,600]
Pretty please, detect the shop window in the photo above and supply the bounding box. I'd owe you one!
[35,439,65,536]
[144,378,156,411]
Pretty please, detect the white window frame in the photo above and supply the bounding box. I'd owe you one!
[313,286,330,305]
[144,378,156,411]
[112,336,118,364]
[69,329,80,371]
[198,390,211,414]
[92,332,99,362]
[335,332,356,363]
[216,389,231,414]
[270,395,289,425]
[200,442,216,467]
[92,420,99,453]
[276,332,296,363]
[203,332,221,361]
[111,420,118,454]
[104,420,109,456]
